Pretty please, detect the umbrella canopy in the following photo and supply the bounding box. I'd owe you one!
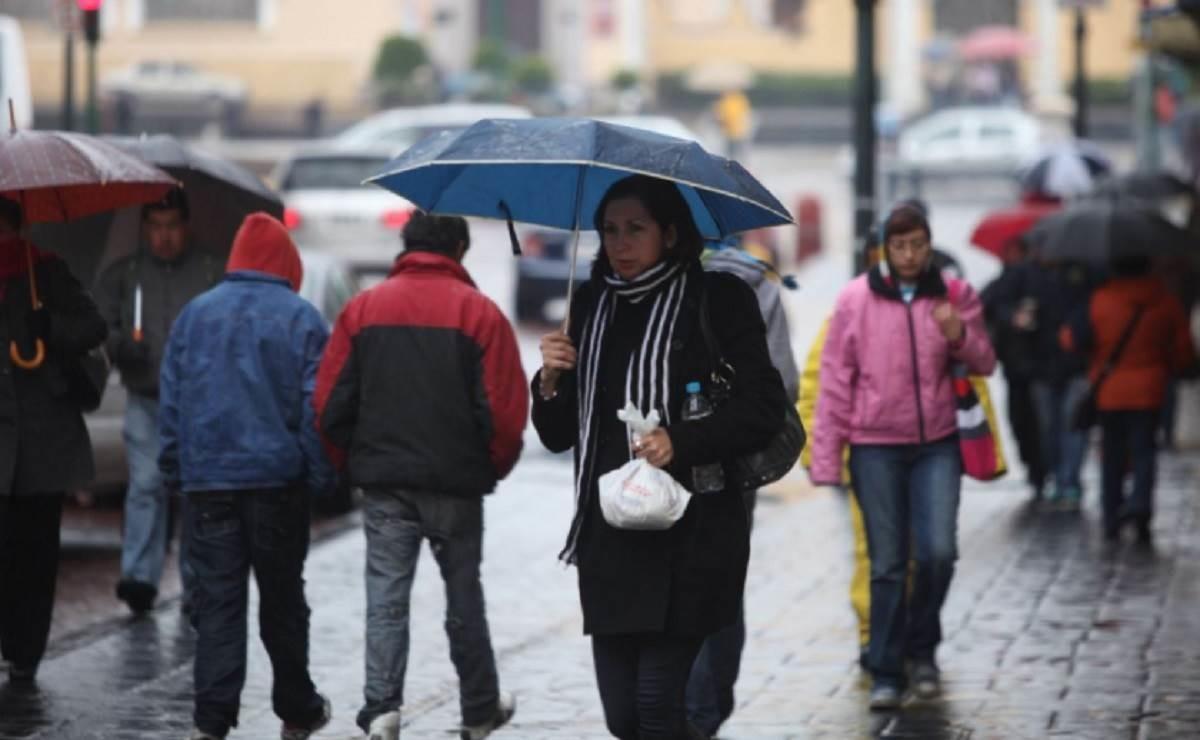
[959,25,1034,62]
[367,117,793,242]
[31,134,282,276]
[1024,201,1195,264]
[970,198,1061,259]
[0,129,176,222]
[1020,142,1113,199]
[1090,171,1193,202]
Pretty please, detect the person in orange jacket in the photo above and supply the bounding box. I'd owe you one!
[1062,255,1197,544]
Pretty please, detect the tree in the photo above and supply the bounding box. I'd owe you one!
[373,35,429,84]
[514,56,554,95]
[611,69,639,91]
[473,39,512,78]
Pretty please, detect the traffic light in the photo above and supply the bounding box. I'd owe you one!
[78,0,101,44]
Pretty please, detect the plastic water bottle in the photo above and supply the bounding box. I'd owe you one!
[682,381,725,493]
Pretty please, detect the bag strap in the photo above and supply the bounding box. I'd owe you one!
[696,279,736,394]
[1092,304,1148,390]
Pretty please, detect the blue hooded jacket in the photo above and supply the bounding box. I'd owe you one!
[158,213,334,495]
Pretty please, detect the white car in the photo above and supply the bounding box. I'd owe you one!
[896,106,1043,173]
[102,60,247,128]
[595,115,702,143]
[332,103,533,150]
[272,145,407,280]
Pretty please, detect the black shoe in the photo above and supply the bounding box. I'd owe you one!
[1135,520,1153,546]
[8,663,37,684]
[116,579,157,614]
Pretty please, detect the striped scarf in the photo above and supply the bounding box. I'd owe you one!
[563,260,690,560]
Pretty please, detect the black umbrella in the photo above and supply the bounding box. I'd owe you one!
[1089,171,1193,202]
[1024,201,1195,264]
[31,134,281,279]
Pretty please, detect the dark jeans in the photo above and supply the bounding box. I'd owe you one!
[849,437,962,689]
[685,490,756,736]
[0,494,63,671]
[186,487,323,738]
[1006,375,1045,489]
[358,489,499,731]
[593,632,704,740]
[1099,410,1159,534]
[1032,378,1090,494]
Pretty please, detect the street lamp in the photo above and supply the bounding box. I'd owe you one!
[852,0,877,275]
[78,0,102,133]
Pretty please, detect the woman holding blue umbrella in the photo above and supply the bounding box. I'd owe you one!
[533,175,788,739]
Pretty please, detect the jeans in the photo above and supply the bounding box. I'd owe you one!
[358,489,499,732]
[1099,410,1159,534]
[121,393,193,596]
[593,632,704,740]
[1031,378,1090,496]
[686,490,755,736]
[849,437,962,689]
[1005,375,1045,490]
[0,494,63,671]
[187,487,323,737]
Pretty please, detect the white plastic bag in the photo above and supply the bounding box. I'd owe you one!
[597,404,692,530]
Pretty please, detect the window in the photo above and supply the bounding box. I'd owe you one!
[0,0,52,20]
[281,156,392,191]
[144,0,256,23]
[979,124,1014,142]
[771,0,807,34]
[933,0,1016,35]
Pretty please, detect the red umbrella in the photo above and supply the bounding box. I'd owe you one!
[1,112,176,368]
[959,26,1034,62]
[970,196,1061,260]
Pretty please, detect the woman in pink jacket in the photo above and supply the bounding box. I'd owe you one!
[811,206,995,709]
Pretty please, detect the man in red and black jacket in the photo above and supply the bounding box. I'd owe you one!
[314,212,526,740]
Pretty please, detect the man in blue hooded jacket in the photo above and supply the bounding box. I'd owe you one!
[158,212,333,740]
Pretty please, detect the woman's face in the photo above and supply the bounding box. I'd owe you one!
[601,197,675,281]
[885,228,931,282]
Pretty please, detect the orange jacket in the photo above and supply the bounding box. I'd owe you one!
[1082,277,1195,411]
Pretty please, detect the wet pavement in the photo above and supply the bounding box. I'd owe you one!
[2,445,1198,739]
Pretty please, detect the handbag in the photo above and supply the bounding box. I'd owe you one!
[67,344,111,412]
[697,286,806,492]
[945,280,1006,481]
[1070,305,1146,431]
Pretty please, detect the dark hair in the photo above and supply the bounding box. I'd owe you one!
[0,196,23,231]
[591,175,703,277]
[883,204,931,243]
[894,197,930,219]
[402,211,470,256]
[1111,255,1152,277]
[142,187,190,221]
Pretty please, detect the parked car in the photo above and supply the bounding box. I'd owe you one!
[101,61,247,133]
[331,102,532,150]
[896,106,1043,173]
[271,144,407,281]
[513,115,700,324]
[0,15,32,131]
[84,250,361,495]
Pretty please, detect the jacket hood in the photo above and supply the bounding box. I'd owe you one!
[868,262,948,301]
[390,250,475,287]
[226,212,303,292]
[703,249,768,288]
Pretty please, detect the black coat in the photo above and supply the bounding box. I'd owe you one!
[1,256,108,496]
[532,266,787,637]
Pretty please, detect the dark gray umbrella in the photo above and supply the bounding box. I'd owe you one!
[32,134,281,277]
[1025,201,1195,264]
[1090,171,1193,201]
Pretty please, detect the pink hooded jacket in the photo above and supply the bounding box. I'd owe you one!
[810,266,996,485]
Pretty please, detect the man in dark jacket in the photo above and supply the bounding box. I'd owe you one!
[159,213,333,740]
[0,197,107,683]
[314,212,528,740]
[94,188,218,614]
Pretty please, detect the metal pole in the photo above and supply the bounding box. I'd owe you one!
[86,41,98,133]
[1072,8,1088,139]
[853,0,877,276]
[62,30,75,130]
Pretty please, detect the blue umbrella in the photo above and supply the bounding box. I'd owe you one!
[367,117,793,246]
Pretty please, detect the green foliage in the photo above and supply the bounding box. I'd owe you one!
[611,69,639,91]
[473,39,512,77]
[514,56,555,94]
[372,35,429,83]
[1087,77,1132,106]
[657,71,854,109]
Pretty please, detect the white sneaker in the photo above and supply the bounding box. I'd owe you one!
[366,710,401,740]
[460,692,516,740]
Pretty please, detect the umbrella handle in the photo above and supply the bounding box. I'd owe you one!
[10,338,45,370]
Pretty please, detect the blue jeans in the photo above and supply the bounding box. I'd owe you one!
[358,489,499,732]
[593,632,704,740]
[187,487,324,737]
[1031,378,1090,495]
[849,437,962,689]
[120,394,194,596]
[1099,410,1159,534]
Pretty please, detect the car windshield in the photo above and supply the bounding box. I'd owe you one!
[346,123,471,149]
[281,156,391,190]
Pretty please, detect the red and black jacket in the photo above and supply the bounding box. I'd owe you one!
[313,251,528,495]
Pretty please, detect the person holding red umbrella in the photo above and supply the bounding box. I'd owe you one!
[0,195,107,685]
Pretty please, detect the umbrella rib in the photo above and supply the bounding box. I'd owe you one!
[367,158,794,224]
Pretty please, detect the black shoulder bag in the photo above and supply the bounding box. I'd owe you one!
[1070,305,1146,431]
[697,285,806,491]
